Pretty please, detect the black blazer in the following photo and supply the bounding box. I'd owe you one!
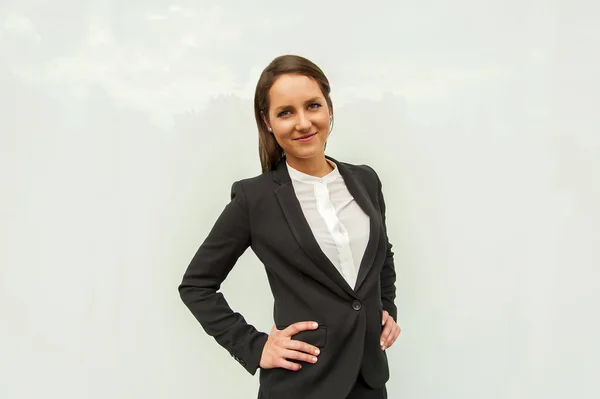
[179,156,397,399]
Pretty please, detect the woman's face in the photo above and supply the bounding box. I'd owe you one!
[263,74,332,164]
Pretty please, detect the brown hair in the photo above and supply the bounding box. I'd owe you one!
[254,54,334,172]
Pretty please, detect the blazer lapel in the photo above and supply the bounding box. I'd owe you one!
[331,157,381,292]
[272,157,381,296]
[273,159,358,299]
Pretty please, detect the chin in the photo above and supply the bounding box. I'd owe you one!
[290,150,325,160]
[285,138,326,158]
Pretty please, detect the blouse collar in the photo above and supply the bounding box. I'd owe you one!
[286,159,340,184]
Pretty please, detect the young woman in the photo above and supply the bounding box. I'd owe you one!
[179,54,400,399]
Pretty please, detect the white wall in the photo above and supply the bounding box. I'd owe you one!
[1,1,599,398]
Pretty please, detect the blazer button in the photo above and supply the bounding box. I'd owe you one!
[352,300,362,311]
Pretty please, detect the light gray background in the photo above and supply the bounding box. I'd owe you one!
[1,1,599,398]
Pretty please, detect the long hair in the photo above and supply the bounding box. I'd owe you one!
[254,55,334,172]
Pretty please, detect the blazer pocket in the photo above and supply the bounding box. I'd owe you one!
[277,325,327,348]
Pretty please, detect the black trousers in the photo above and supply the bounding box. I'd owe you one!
[256,373,387,399]
[346,372,387,399]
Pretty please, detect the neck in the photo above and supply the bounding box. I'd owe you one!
[286,155,333,178]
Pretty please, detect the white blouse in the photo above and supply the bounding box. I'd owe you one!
[287,160,370,289]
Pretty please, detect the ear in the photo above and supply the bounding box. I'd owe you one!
[260,111,272,132]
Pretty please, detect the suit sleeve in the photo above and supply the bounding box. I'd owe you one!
[365,166,398,321]
[178,180,268,375]
[378,177,398,321]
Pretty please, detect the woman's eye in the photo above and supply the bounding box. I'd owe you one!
[277,104,320,118]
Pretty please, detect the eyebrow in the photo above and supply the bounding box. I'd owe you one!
[273,97,324,113]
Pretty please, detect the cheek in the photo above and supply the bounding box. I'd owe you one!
[272,121,294,138]
[271,130,292,147]
[315,113,331,127]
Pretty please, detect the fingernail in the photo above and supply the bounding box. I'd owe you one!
[382,346,386,350]
[312,322,318,328]
[313,357,318,363]
[380,340,384,346]
[315,349,320,355]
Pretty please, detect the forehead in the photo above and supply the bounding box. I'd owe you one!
[269,74,323,104]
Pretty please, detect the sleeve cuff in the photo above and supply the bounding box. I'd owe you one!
[231,332,269,375]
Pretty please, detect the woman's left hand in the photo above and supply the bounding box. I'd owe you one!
[380,310,401,350]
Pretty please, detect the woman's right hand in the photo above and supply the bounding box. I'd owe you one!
[259,321,321,371]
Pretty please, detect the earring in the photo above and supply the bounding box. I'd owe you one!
[268,127,272,132]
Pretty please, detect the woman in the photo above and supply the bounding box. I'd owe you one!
[179,54,400,399]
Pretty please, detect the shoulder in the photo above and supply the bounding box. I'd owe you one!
[336,159,382,188]
[234,170,273,188]
[229,170,274,201]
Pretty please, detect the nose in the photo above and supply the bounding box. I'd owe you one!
[295,111,312,132]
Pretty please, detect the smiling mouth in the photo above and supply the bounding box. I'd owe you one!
[294,132,317,142]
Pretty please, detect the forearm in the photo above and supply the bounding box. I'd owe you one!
[380,248,397,321]
[179,280,268,374]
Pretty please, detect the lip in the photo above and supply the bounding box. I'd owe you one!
[294,132,317,142]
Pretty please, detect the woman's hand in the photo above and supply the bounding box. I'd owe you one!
[259,322,321,371]
[380,310,401,350]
